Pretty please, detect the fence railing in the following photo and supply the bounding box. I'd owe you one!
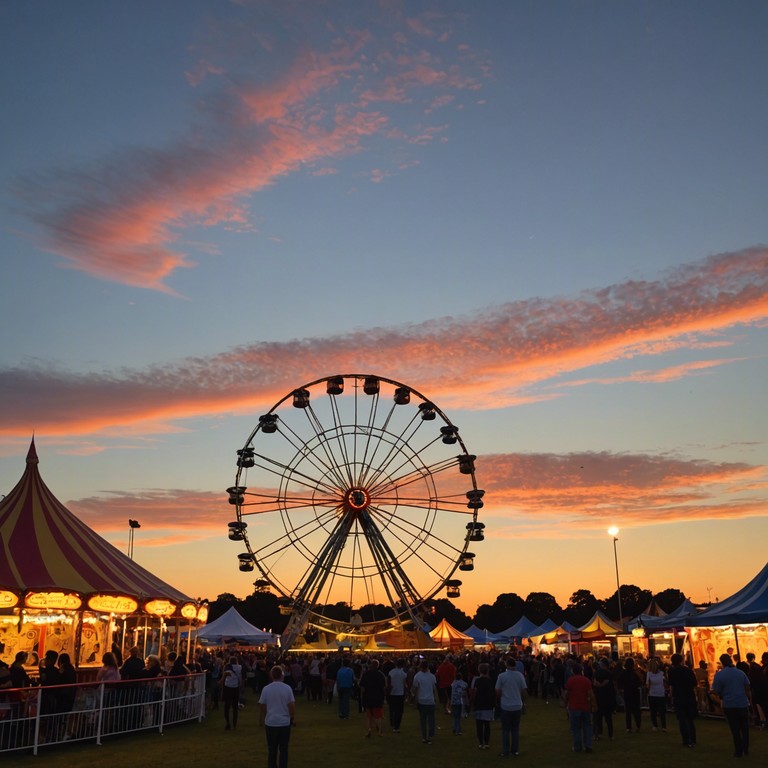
[0,672,206,755]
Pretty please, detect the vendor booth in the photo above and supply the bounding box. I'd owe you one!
[0,440,205,671]
[428,618,474,650]
[678,563,768,676]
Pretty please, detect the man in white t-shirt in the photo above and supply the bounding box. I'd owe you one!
[259,666,296,768]
[411,659,438,744]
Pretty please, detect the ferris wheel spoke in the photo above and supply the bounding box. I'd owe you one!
[369,504,464,576]
[251,451,341,497]
[251,505,341,561]
[267,420,349,492]
[357,418,416,490]
[298,402,355,489]
[367,456,461,499]
[358,510,425,609]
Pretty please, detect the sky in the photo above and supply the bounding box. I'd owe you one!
[1,0,767,619]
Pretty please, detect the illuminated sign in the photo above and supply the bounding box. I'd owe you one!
[197,604,209,622]
[24,591,82,610]
[0,590,19,609]
[144,599,176,617]
[87,595,139,614]
[180,603,198,620]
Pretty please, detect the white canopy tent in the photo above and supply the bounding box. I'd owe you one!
[196,606,278,645]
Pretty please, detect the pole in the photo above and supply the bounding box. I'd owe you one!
[612,535,623,628]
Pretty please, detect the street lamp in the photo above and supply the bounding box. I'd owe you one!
[128,519,141,560]
[608,526,623,628]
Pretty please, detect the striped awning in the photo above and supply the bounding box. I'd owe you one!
[0,439,191,607]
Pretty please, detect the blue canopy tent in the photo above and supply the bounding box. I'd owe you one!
[629,598,698,631]
[683,563,768,627]
[677,563,768,670]
[498,616,539,642]
[463,624,504,644]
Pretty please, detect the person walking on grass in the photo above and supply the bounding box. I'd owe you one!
[359,658,386,738]
[259,665,296,768]
[712,653,752,758]
[495,657,527,757]
[564,662,595,754]
[470,662,495,750]
[667,653,698,749]
[411,658,438,745]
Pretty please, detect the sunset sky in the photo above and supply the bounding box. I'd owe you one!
[1,1,767,619]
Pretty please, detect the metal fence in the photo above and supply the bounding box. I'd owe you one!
[0,673,206,756]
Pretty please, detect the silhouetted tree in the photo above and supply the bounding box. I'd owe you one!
[603,584,653,622]
[524,592,563,626]
[425,598,471,630]
[208,593,241,622]
[564,589,600,627]
[472,593,525,632]
[653,588,688,614]
[243,590,284,633]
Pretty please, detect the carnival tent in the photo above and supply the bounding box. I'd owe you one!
[0,439,199,667]
[528,618,561,644]
[575,610,623,639]
[0,439,192,605]
[196,606,277,644]
[428,618,474,649]
[463,624,504,644]
[681,563,768,627]
[629,599,698,631]
[498,616,539,641]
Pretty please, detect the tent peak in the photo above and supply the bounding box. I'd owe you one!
[26,437,39,466]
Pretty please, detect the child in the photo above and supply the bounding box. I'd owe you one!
[450,672,469,734]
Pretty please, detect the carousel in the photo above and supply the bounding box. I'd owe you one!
[0,439,206,673]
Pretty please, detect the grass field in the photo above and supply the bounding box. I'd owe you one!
[6,689,765,768]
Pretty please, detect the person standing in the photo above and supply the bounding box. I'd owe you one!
[618,658,643,732]
[667,653,698,748]
[359,659,386,738]
[563,662,595,753]
[411,658,438,745]
[259,665,296,768]
[745,652,766,729]
[592,657,616,741]
[435,654,457,714]
[386,658,408,733]
[221,654,243,731]
[712,653,752,758]
[646,659,668,731]
[450,671,469,735]
[495,657,527,756]
[336,657,355,720]
[470,662,495,750]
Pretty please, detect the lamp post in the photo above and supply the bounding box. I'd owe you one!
[608,526,623,628]
[128,519,141,559]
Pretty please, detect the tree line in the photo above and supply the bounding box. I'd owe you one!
[209,584,690,635]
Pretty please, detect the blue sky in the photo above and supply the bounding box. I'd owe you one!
[1,1,767,614]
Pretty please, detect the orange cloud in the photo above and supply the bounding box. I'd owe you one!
[17,9,488,292]
[0,247,766,437]
[64,450,766,550]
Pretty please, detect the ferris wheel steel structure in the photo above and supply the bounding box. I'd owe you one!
[226,374,485,649]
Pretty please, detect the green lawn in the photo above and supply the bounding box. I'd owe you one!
[6,691,764,768]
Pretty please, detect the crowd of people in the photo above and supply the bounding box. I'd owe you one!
[204,645,767,763]
[3,642,767,761]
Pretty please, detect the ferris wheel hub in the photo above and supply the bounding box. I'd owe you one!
[346,487,370,511]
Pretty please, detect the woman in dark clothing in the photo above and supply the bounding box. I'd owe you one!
[592,657,616,740]
[470,663,496,749]
[55,653,77,740]
[619,658,643,732]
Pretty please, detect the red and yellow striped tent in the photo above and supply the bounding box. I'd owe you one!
[0,439,197,667]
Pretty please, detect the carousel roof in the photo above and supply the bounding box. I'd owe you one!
[0,439,191,604]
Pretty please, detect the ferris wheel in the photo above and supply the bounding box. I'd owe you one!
[227,374,485,648]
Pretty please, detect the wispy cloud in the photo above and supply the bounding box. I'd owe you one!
[0,247,766,436]
[65,450,766,548]
[15,6,489,292]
